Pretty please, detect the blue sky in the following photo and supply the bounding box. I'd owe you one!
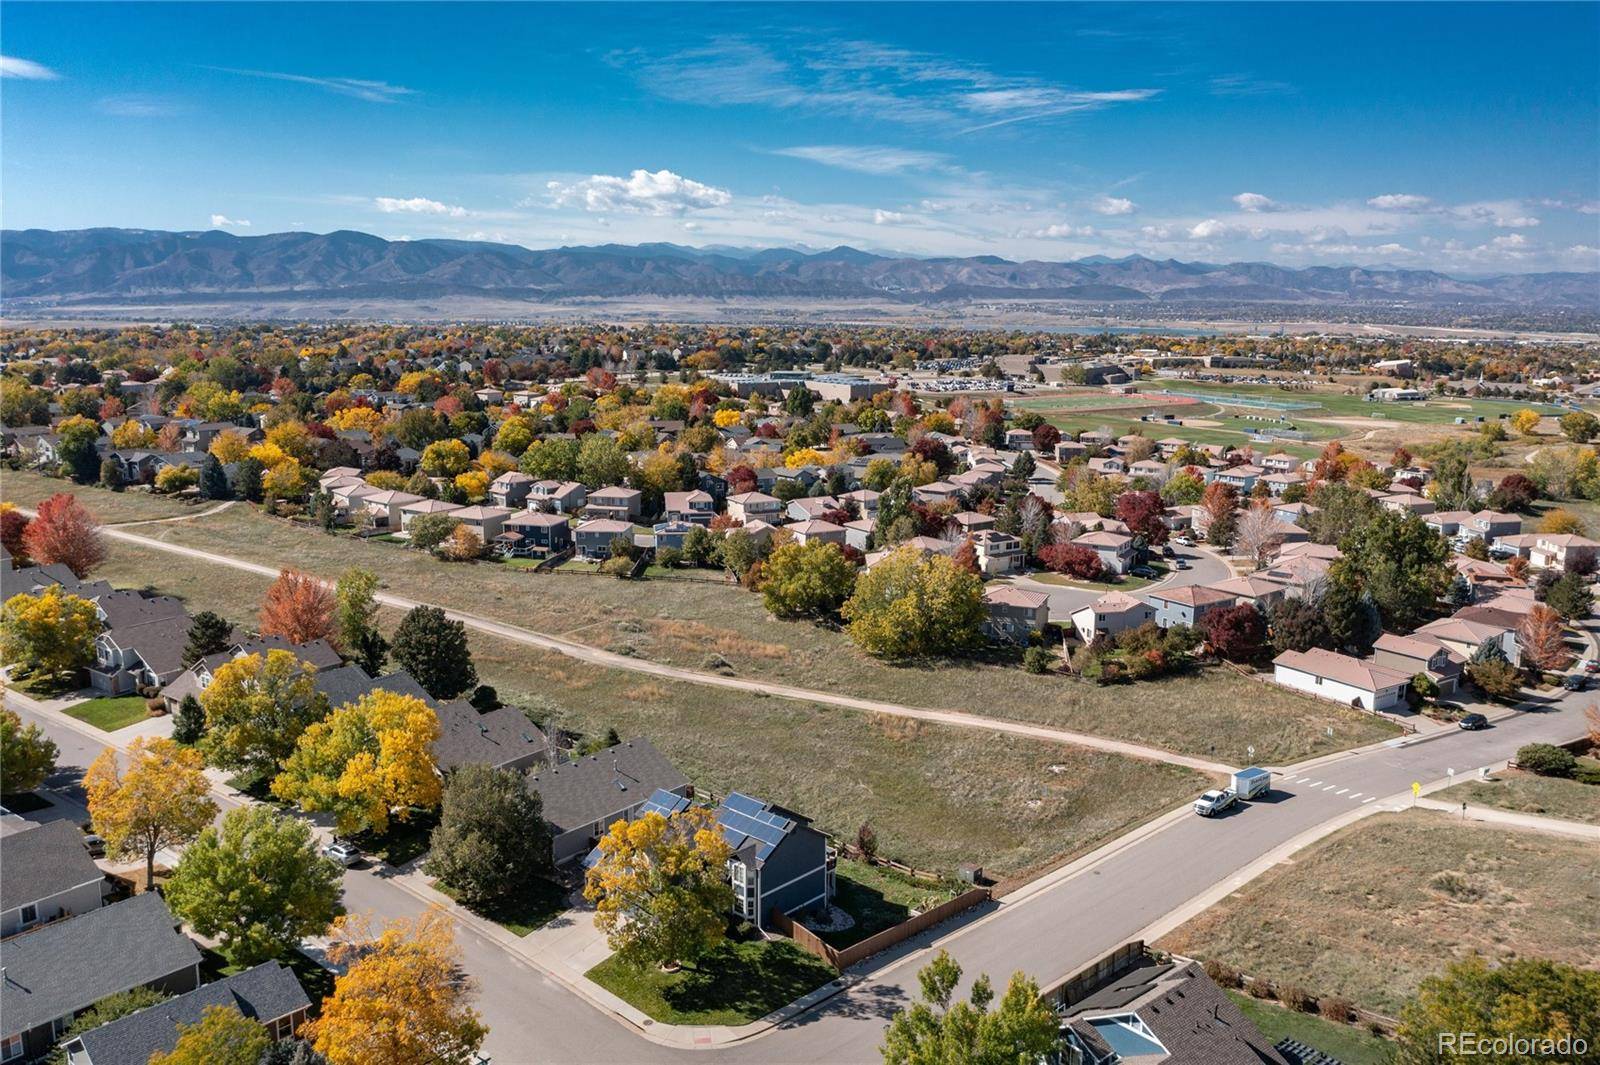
[3,2,1597,272]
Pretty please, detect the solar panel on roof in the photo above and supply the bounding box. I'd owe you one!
[639,788,692,818]
[722,792,766,817]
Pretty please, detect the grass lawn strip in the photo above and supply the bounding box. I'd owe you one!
[432,878,569,936]
[62,489,1399,767]
[1436,770,1600,826]
[1157,810,1600,1016]
[1226,991,1392,1065]
[586,939,837,1026]
[65,696,151,732]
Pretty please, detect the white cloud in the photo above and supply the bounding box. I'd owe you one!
[771,145,948,175]
[1093,196,1136,216]
[0,55,60,80]
[374,196,468,217]
[547,169,731,216]
[1232,192,1281,213]
[682,221,702,232]
[209,214,251,228]
[1031,223,1096,239]
[98,94,186,118]
[1367,193,1432,210]
[212,67,414,103]
[873,209,910,225]
[1188,218,1231,240]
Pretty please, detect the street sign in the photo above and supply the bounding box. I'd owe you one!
[1411,781,1421,797]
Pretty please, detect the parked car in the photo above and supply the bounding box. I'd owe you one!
[1581,658,1599,674]
[1192,789,1237,817]
[1457,713,1489,731]
[1563,673,1588,691]
[1174,558,1190,570]
[1160,545,1175,558]
[1131,565,1158,579]
[82,832,106,858]
[1174,536,1195,547]
[321,840,361,867]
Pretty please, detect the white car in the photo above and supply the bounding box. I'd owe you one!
[1582,659,1600,675]
[321,840,361,867]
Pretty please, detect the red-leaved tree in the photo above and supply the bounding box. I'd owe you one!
[1202,603,1268,662]
[1114,490,1169,545]
[22,493,106,578]
[259,568,337,647]
[1037,543,1104,580]
[1,508,32,565]
[1031,423,1062,454]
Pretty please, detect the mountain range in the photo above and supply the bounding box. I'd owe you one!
[3,227,1596,310]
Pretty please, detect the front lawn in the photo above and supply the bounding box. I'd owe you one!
[433,878,569,936]
[1226,992,1392,1065]
[65,696,151,732]
[820,860,957,948]
[1437,769,1600,825]
[586,939,837,1026]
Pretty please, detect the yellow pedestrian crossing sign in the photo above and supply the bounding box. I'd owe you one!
[1411,781,1421,797]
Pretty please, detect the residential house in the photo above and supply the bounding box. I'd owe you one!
[725,491,782,525]
[574,518,635,560]
[789,519,847,547]
[356,489,423,529]
[0,894,202,1063]
[1147,585,1237,630]
[1055,947,1289,1065]
[1492,532,1541,559]
[785,496,842,523]
[89,607,191,696]
[1206,574,1291,611]
[1529,532,1600,572]
[911,481,964,506]
[1086,456,1125,477]
[64,962,311,1065]
[1466,509,1522,542]
[951,511,995,535]
[1272,647,1411,711]
[489,471,536,508]
[398,498,463,536]
[1372,633,1465,695]
[864,536,957,569]
[651,520,697,552]
[1055,439,1089,463]
[526,739,690,864]
[663,490,716,526]
[1424,510,1475,538]
[529,480,588,514]
[585,487,643,522]
[0,821,105,938]
[1261,452,1298,474]
[1128,459,1167,483]
[982,586,1051,643]
[1260,471,1306,498]
[496,512,572,559]
[1073,530,1135,576]
[1004,427,1034,450]
[839,489,881,519]
[450,505,513,544]
[971,530,1024,576]
[1381,492,1435,517]
[1415,615,1521,666]
[1071,592,1156,644]
[1272,500,1317,526]
[433,702,548,773]
[1213,464,1263,494]
[842,519,876,553]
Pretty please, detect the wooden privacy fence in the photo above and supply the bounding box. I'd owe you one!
[771,887,991,971]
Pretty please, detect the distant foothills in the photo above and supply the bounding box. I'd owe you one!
[2,226,1597,311]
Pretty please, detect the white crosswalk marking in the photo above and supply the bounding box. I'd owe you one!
[1362,796,1376,803]
[1308,781,1322,787]
[1323,783,1338,790]
[1348,793,1363,801]
[1335,788,1349,795]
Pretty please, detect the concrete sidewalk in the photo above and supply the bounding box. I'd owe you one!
[1414,797,1600,841]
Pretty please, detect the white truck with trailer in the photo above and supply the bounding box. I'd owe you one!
[1193,767,1271,816]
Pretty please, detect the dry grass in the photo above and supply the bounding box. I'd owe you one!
[1158,810,1600,1015]
[3,471,198,523]
[34,475,1398,764]
[83,536,1210,878]
[1437,770,1600,826]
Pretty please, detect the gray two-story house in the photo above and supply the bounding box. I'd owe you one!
[0,821,106,938]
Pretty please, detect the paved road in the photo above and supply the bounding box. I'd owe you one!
[88,518,1229,773]
[12,681,1590,1065]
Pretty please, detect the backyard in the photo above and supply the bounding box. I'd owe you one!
[586,938,838,1026]
[1226,992,1392,1065]
[817,859,958,949]
[1157,809,1600,1016]
[23,474,1405,768]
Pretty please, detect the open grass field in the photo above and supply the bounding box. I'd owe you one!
[1032,410,1326,459]
[54,484,1398,767]
[1158,810,1600,1016]
[65,695,150,731]
[1226,992,1392,1065]
[1156,380,1568,425]
[2,472,200,523]
[587,939,838,1026]
[1437,769,1600,826]
[86,536,1213,879]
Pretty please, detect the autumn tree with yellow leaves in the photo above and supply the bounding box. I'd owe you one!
[0,586,99,686]
[200,649,328,776]
[305,909,487,1065]
[272,690,441,837]
[584,806,735,969]
[85,737,218,889]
